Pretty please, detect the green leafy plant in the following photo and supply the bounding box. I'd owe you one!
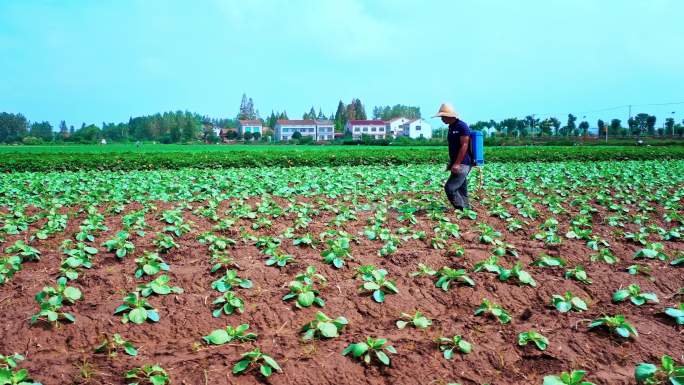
[124,364,168,385]
[59,241,97,280]
[282,280,324,308]
[438,335,472,359]
[95,333,138,357]
[589,314,637,338]
[590,248,618,264]
[410,263,437,277]
[321,236,352,268]
[232,348,281,378]
[396,311,432,329]
[0,256,22,285]
[30,277,83,324]
[474,298,511,324]
[635,355,684,385]
[531,254,567,268]
[434,267,475,291]
[551,291,588,313]
[498,262,536,287]
[358,267,398,303]
[134,252,169,278]
[634,242,669,261]
[102,231,135,259]
[265,252,294,267]
[0,366,42,385]
[114,292,160,324]
[518,330,549,350]
[211,270,252,292]
[294,265,327,285]
[543,370,596,385]
[152,233,178,253]
[664,303,684,325]
[342,337,396,366]
[300,311,348,340]
[4,240,40,261]
[565,266,592,284]
[203,324,257,345]
[137,275,183,297]
[0,354,24,369]
[212,291,245,317]
[612,284,659,306]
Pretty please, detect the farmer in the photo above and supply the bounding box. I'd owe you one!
[433,103,471,211]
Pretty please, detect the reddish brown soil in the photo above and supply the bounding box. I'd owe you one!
[1,192,682,385]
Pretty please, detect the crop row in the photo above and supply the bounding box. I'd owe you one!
[0,160,683,384]
[1,145,684,172]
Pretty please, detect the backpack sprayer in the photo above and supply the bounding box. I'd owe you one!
[469,131,485,190]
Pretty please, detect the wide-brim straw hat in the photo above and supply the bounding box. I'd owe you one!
[432,103,459,119]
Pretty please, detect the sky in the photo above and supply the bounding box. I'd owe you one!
[1,0,683,129]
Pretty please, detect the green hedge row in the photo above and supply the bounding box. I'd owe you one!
[1,146,683,172]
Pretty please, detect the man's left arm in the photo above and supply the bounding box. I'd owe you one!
[450,135,470,174]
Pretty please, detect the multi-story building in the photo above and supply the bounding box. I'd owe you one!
[274,120,335,141]
[345,120,387,140]
[238,120,263,136]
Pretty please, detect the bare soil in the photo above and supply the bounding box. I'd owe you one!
[1,193,682,385]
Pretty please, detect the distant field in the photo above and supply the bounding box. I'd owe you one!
[1,145,684,172]
[0,144,441,154]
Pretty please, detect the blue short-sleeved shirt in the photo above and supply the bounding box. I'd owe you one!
[447,119,471,165]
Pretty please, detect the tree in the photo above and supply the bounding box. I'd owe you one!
[597,119,606,137]
[72,124,101,143]
[59,120,68,139]
[0,112,29,143]
[539,118,554,136]
[372,105,421,120]
[632,113,652,136]
[609,119,621,135]
[317,108,326,120]
[562,114,577,136]
[252,132,261,141]
[524,115,539,136]
[646,115,656,135]
[334,100,346,132]
[29,121,53,141]
[244,132,253,141]
[238,94,257,120]
[665,118,675,135]
[291,131,302,140]
[578,121,589,136]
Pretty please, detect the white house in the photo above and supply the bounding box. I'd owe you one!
[404,118,432,139]
[386,117,410,138]
[345,120,387,140]
[274,120,334,141]
[238,120,263,136]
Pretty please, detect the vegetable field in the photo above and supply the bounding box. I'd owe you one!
[1,160,683,385]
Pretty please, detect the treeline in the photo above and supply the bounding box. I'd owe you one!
[0,111,220,144]
[467,113,684,138]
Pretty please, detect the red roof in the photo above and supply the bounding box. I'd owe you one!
[348,120,386,125]
[239,120,262,126]
[276,119,316,125]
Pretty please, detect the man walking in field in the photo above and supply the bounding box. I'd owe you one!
[434,103,472,211]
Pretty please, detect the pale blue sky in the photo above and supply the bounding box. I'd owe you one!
[1,0,683,128]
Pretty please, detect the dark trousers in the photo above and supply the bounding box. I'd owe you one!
[444,165,471,210]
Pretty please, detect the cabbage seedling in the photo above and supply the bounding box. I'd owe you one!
[531,254,567,268]
[612,284,658,306]
[95,333,138,357]
[342,337,396,366]
[438,335,472,359]
[358,267,398,303]
[31,277,82,324]
[301,311,348,340]
[565,266,592,284]
[134,252,169,279]
[102,231,135,259]
[232,348,281,378]
[265,252,294,267]
[293,265,327,285]
[124,364,168,385]
[474,299,511,324]
[665,303,684,325]
[282,280,324,308]
[0,353,24,369]
[396,311,432,330]
[212,291,245,317]
[589,314,637,338]
[4,240,40,261]
[203,324,257,345]
[543,370,595,385]
[551,292,588,313]
[211,270,252,292]
[434,267,475,291]
[114,292,160,324]
[0,367,42,385]
[634,355,684,384]
[410,263,436,278]
[518,330,549,350]
[136,275,183,297]
[634,242,668,261]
